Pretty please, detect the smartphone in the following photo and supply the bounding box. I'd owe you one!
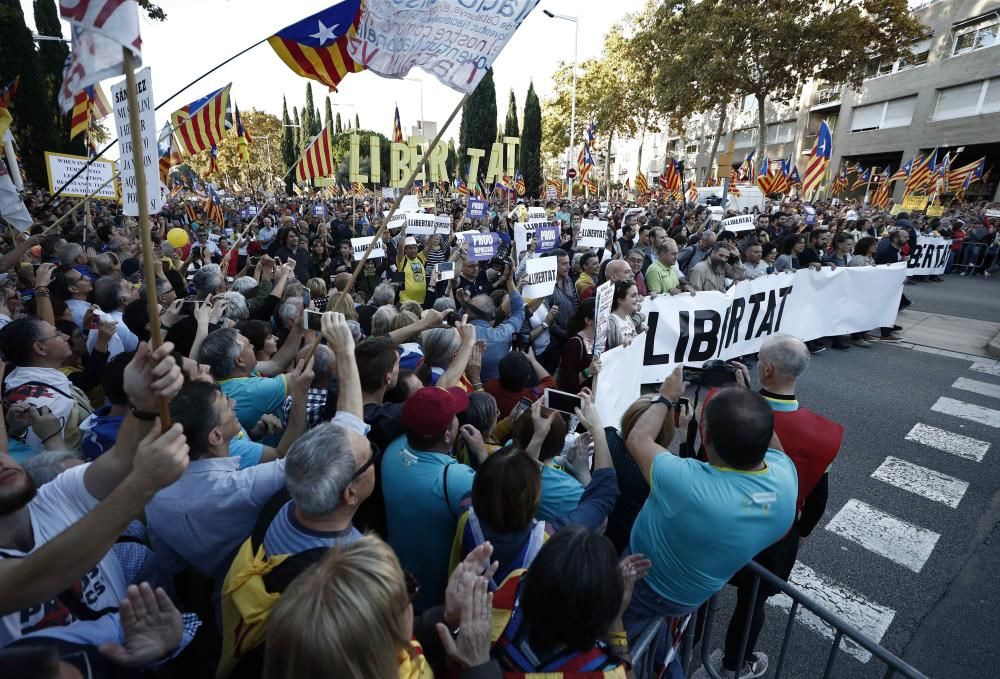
[180,299,201,315]
[682,366,703,383]
[303,308,324,331]
[510,397,532,422]
[390,271,405,285]
[543,388,583,415]
[673,397,691,427]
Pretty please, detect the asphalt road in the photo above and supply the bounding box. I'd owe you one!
[904,274,999,322]
[689,341,1000,679]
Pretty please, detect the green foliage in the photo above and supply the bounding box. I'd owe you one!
[329,129,391,186]
[446,140,458,180]
[292,107,301,151]
[281,97,296,195]
[521,82,543,198]
[136,0,166,21]
[335,112,342,134]
[324,97,333,131]
[355,113,360,130]
[458,68,497,178]
[187,110,284,192]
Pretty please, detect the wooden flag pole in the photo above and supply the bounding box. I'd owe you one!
[123,48,170,425]
[333,93,470,314]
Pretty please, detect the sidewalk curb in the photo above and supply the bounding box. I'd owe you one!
[989,330,1000,359]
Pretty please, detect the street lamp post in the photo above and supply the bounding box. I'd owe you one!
[405,78,425,135]
[544,9,578,200]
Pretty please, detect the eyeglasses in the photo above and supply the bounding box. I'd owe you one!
[36,332,66,343]
[351,445,377,480]
[403,571,420,603]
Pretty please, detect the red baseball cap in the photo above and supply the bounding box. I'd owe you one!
[401,386,470,440]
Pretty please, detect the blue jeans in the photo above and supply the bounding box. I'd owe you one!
[623,577,700,679]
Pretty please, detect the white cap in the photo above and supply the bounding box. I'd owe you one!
[404,236,418,246]
[845,210,858,221]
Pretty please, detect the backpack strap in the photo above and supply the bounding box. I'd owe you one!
[250,488,293,554]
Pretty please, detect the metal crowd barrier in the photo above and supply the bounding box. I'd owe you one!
[629,561,929,679]
[948,240,999,276]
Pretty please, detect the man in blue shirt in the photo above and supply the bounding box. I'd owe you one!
[623,367,797,675]
[456,267,525,382]
[382,385,474,610]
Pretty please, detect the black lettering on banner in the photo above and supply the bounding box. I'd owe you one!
[715,306,731,358]
[689,310,721,361]
[921,244,935,269]
[643,312,674,365]
[744,292,766,341]
[754,290,778,338]
[672,311,688,364]
[774,286,793,330]
[726,297,746,348]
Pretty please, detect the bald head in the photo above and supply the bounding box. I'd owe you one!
[605,259,632,284]
[758,334,810,382]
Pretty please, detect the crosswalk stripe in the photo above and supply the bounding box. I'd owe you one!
[871,456,968,508]
[952,377,1000,400]
[904,423,989,462]
[970,362,1000,377]
[769,561,896,664]
[931,396,1000,429]
[825,499,940,573]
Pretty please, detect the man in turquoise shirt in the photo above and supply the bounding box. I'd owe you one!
[623,366,797,675]
[381,385,474,611]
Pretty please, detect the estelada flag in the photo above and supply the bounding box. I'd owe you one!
[268,1,365,92]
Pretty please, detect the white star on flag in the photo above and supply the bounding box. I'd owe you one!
[310,20,339,45]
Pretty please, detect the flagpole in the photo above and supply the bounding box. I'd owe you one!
[123,48,170,425]
[39,173,117,236]
[334,93,470,314]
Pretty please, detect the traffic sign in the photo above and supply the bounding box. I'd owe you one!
[567,168,578,179]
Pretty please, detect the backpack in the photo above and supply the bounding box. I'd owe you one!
[217,489,327,679]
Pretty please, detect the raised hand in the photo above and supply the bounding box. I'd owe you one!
[98,583,183,667]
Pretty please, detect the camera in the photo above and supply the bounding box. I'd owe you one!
[682,359,739,388]
[444,311,461,326]
[511,332,532,353]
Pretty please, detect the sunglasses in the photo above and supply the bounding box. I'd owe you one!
[351,444,377,480]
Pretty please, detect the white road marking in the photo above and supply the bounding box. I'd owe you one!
[769,562,896,664]
[825,500,940,573]
[904,423,989,462]
[970,361,1000,377]
[871,456,968,508]
[952,377,1000,401]
[931,397,1000,429]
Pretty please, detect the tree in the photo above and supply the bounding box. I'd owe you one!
[335,112,342,134]
[446,140,458,180]
[504,90,520,139]
[302,84,316,139]
[187,110,284,193]
[33,0,77,155]
[136,0,167,20]
[457,68,497,177]
[634,0,924,165]
[292,106,301,151]
[355,113,360,130]
[324,97,333,131]
[521,82,543,198]
[0,0,58,185]
[281,97,296,195]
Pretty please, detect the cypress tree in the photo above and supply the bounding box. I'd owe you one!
[503,89,520,170]
[281,97,296,195]
[457,68,497,180]
[313,108,321,136]
[324,97,333,131]
[521,82,543,199]
[293,107,302,151]
[355,113,361,130]
[0,0,58,185]
[335,112,342,134]
[33,0,77,154]
[302,84,315,139]
[446,140,458,180]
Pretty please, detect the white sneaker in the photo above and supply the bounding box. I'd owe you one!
[701,649,769,679]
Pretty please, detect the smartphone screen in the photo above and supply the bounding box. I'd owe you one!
[674,396,691,427]
[682,366,703,383]
[181,300,200,315]
[543,388,582,415]
[510,397,532,422]
[303,308,324,331]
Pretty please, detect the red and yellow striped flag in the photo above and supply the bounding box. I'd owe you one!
[295,124,336,182]
[268,2,365,93]
[171,85,232,156]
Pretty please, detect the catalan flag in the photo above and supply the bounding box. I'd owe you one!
[801,120,832,197]
[157,122,181,184]
[662,159,682,198]
[184,202,198,224]
[954,171,973,201]
[870,166,893,209]
[904,147,937,196]
[788,164,802,191]
[546,177,564,198]
[728,168,742,197]
[685,180,699,204]
[890,157,913,183]
[635,172,649,195]
[203,189,224,226]
[454,176,468,196]
[831,165,849,196]
[737,149,755,182]
[207,145,220,177]
[393,105,403,143]
[756,156,774,194]
[497,174,514,195]
[850,167,871,192]
[172,85,232,156]
[294,123,336,182]
[352,182,366,196]
[947,157,985,191]
[0,77,18,109]
[623,177,631,193]
[268,1,365,93]
[235,105,252,162]
[583,176,597,194]
[514,170,525,197]
[69,85,111,140]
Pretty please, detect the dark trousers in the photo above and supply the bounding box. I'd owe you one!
[880,293,910,337]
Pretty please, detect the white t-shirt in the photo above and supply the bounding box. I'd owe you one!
[0,463,127,645]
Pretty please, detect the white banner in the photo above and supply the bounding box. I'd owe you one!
[348,0,541,93]
[907,237,951,276]
[405,213,437,235]
[111,66,162,216]
[579,218,608,248]
[351,236,385,260]
[523,256,558,298]
[435,214,453,235]
[722,214,755,232]
[386,212,407,230]
[44,152,117,200]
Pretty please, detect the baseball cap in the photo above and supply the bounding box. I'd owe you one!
[404,236,418,246]
[401,386,470,440]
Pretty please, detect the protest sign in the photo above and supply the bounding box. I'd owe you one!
[986,209,1000,218]
[594,332,646,429]
[387,212,407,230]
[400,195,421,212]
[925,205,945,217]
[535,221,560,253]
[722,214,755,232]
[889,204,904,215]
[464,232,500,262]
[435,214,453,235]
[906,237,951,276]
[382,187,399,199]
[351,236,385,260]
[546,187,558,200]
[528,207,547,220]
[313,203,327,217]
[405,213,437,235]
[111,67,162,216]
[593,281,614,357]
[514,223,531,255]
[466,198,489,219]
[44,152,117,200]
[901,195,929,211]
[523,257,558,298]
[420,197,436,209]
[578,219,609,248]
[436,261,455,280]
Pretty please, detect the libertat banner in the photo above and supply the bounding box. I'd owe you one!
[907,237,952,276]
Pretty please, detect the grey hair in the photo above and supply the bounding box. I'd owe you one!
[371,305,399,337]
[278,297,303,326]
[433,296,456,313]
[282,281,305,301]
[700,230,717,242]
[459,391,498,435]
[92,253,117,276]
[346,320,363,343]
[420,327,460,368]
[199,327,242,379]
[21,450,82,486]
[193,264,224,299]
[759,334,810,379]
[311,343,335,377]
[284,422,359,516]
[57,242,84,266]
[231,276,258,296]
[371,283,396,307]
[215,291,249,321]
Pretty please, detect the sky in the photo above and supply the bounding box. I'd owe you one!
[19,0,646,157]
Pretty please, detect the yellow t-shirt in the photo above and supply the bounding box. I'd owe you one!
[399,254,427,304]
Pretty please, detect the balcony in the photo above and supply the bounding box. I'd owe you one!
[812,85,844,110]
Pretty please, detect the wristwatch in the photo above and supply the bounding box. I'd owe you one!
[652,395,674,409]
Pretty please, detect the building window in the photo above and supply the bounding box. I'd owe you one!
[850,96,917,131]
[732,128,756,148]
[765,122,796,144]
[953,14,999,55]
[740,94,756,112]
[932,79,1000,120]
[865,38,932,79]
[685,144,699,154]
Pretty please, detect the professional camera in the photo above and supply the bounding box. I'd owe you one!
[682,359,740,388]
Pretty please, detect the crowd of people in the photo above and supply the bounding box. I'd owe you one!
[0,180,997,679]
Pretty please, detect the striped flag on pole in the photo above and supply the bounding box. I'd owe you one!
[69,85,111,140]
[171,85,232,156]
[393,105,404,143]
[294,123,336,182]
[268,1,365,93]
[801,121,832,197]
[905,148,937,196]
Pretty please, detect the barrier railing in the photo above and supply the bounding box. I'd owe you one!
[630,561,929,679]
[947,240,999,276]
